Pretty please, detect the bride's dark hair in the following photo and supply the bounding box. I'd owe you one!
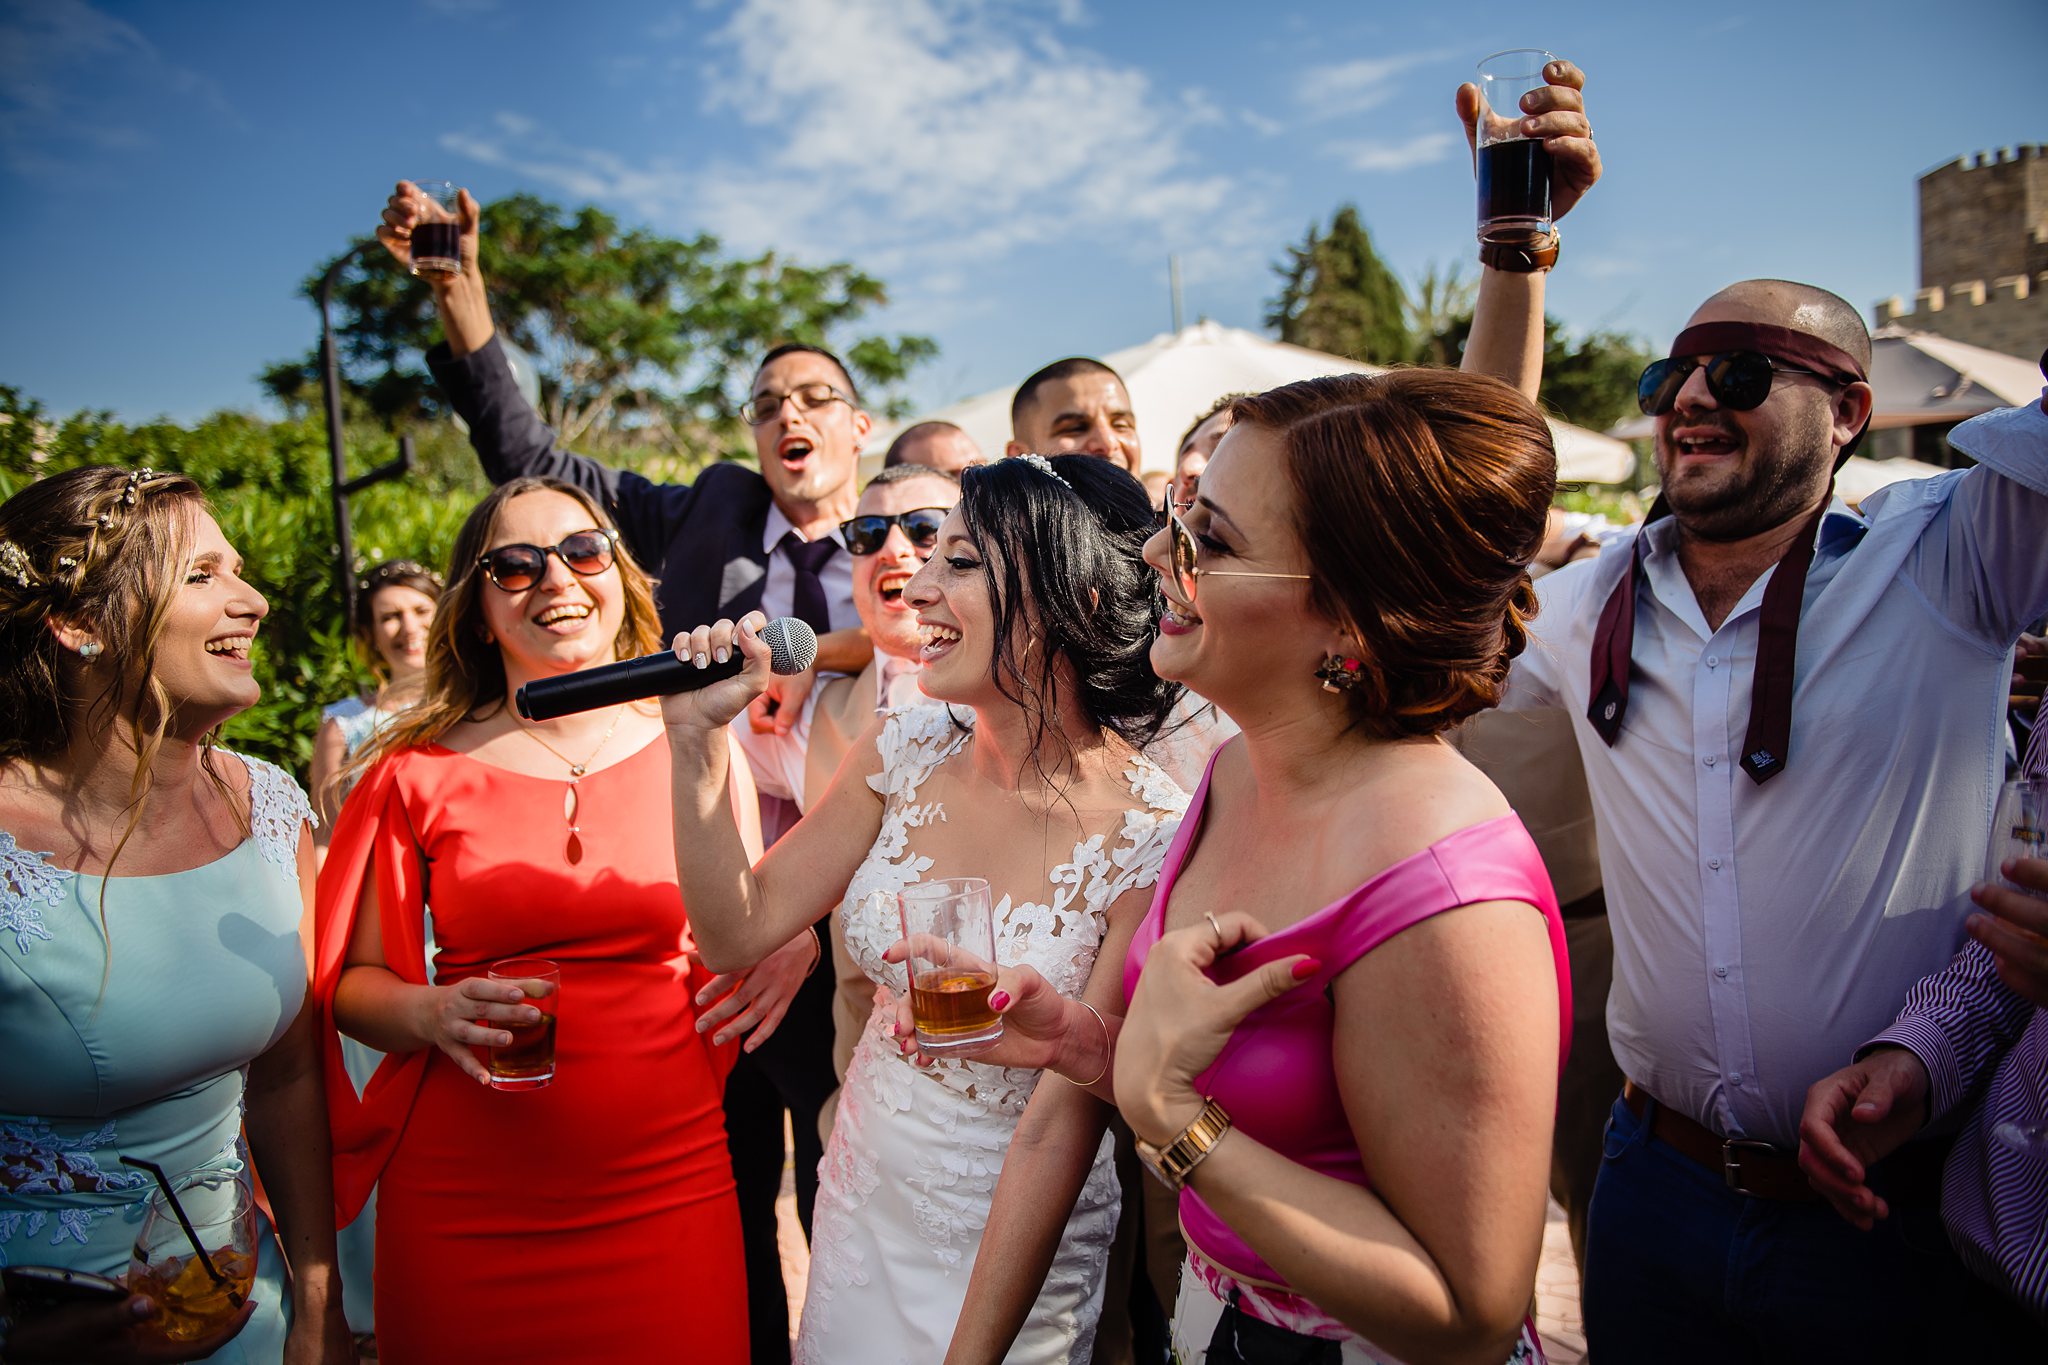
[956,453,1183,771]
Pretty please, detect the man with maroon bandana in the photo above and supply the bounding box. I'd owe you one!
[1499,280,2048,1358]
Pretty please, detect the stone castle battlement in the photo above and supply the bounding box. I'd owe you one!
[1872,145,2047,360]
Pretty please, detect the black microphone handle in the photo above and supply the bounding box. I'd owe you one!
[515,650,748,722]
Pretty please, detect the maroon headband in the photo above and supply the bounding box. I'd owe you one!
[1668,320,1866,385]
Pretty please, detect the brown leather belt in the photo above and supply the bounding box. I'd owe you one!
[1622,1080,1817,1202]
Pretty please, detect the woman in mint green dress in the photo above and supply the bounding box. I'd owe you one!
[0,467,350,1363]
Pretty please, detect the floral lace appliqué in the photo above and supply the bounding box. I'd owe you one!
[798,702,1188,1360]
[235,752,316,881]
[0,831,69,956]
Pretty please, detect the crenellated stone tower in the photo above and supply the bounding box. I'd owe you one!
[1874,144,2047,360]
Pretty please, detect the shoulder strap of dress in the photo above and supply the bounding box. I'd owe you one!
[227,751,316,881]
[871,702,969,800]
[1320,816,1556,977]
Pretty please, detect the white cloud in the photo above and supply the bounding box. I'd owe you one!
[0,0,240,174]
[1333,131,1458,174]
[437,0,1267,289]
[1295,48,1455,120]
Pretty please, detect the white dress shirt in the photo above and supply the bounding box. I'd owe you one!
[760,503,856,633]
[1504,417,2048,1147]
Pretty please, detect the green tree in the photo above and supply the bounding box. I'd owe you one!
[1405,262,1477,368]
[262,194,937,460]
[1265,205,1412,364]
[1432,312,1655,435]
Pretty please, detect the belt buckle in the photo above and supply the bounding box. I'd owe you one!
[1721,1138,1779,1195]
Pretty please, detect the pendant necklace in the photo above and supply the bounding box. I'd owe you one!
[515,707,623,864]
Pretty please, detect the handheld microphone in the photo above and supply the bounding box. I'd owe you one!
[514,617,819,722]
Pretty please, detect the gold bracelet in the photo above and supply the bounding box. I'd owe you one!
[1066,999,1110,1087]
[801,927,823,980]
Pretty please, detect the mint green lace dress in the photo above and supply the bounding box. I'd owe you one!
[1,753,313,1361]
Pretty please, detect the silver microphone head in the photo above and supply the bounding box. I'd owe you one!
[759,617,820,675]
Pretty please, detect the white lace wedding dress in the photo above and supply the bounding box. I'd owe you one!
[797,703,1187,1364]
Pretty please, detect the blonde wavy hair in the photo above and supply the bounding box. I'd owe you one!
[0,465,244,974]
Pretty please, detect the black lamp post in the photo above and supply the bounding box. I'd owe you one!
[318,244,414,623]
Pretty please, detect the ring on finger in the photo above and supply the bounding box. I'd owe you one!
[1203,912,1224,948]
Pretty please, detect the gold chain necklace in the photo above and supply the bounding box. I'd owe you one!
[514,708,623,863]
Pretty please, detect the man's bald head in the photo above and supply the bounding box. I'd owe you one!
[1689,279,1872,371]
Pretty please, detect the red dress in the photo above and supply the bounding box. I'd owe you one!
[315,738,747,1363]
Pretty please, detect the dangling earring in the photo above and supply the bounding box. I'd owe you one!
[1314,653,1363,693]
[77,640,103,661]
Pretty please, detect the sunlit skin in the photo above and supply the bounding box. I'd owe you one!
[477,490,628,685]
[1007,372,1142,473]
[149,508,271,735]
[749,351,871,535]
[367,583,436,680]
[853,476,961,661]
[1173,407,1233,507]
[891,426,983,475]
[899,509,1002,709]
[1650,287,1873,629]
[1142,425,1324,729]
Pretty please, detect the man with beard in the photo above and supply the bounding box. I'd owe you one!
[1500,279,2048,1359]
[377,182,864,1365]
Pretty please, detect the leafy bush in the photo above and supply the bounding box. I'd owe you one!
[1,385,551,780]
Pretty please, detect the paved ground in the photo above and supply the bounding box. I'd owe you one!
[775,1129,1590,1362]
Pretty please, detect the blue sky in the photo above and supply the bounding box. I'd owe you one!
[2,0,2043,426]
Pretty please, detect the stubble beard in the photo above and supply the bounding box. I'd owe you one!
[1659,408,1835,544]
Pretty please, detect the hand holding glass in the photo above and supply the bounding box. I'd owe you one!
[486,957,560,1090]
[126,1170,257,1344]
[898,878,1003,1057]
[407,180,462,278]
[1474,49,1556,245]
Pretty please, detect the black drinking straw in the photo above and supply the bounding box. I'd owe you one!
[118,1156,243,1307]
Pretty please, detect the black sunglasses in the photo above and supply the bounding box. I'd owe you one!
[476,529,618,591]
[1637,351,1842,417]
[839,507,948,557]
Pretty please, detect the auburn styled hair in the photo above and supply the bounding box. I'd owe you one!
[1230,370,1556,739]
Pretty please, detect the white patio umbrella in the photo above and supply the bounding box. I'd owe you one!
[869,320,1637,483]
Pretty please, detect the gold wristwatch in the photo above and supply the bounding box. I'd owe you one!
[1135,1099,1232,1191]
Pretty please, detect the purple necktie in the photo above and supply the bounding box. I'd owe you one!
[1587,505,1823,785]
[780,531,839,636]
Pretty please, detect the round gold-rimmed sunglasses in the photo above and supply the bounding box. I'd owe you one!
[1164,506,1309,605]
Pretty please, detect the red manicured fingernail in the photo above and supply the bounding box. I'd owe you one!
[1291,958,1323,980]
[988,991,1011,1011]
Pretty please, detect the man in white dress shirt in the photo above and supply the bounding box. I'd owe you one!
[1501,278,2048,1360]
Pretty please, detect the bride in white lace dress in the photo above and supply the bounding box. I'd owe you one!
[662,454,1188,1363]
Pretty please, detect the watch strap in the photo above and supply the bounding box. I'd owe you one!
[1136,1098,1232,1191]
[1479,228,1561,274]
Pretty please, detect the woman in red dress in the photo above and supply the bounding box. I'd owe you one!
[315,477,802,1363]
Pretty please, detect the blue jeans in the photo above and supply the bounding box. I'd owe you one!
[1581,1094,2043,1364]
